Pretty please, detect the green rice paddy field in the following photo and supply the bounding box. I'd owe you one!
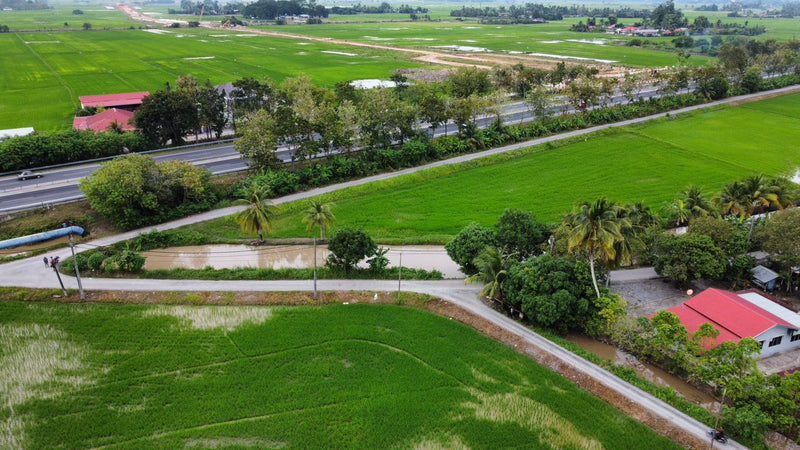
[0,301,680,449]
[257,18,713,68]
[0,28,420,130]
[190,92,800,243]
[682,12,800,42]
[0,6,134,30]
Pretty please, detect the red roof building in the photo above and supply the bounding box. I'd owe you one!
[662,288,800,356]
[73,108,136,132]
[79,92,149,109]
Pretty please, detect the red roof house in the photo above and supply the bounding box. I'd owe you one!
[662,288,800,356]
[79,92,149,109]
[73,108,136,132]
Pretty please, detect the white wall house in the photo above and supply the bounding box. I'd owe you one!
[665,288,800,358]
[739,291,800,357]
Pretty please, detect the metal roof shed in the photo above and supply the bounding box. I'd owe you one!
[752,265,780,291]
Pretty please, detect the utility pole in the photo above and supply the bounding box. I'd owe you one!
[68,229,85,300]
[709,386,727,449]
[397,249,402,297]
[313,237,318,302]
[51,258,67,297]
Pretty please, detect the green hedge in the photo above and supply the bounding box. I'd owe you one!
[141,265,443,280]
[0,130,152,172]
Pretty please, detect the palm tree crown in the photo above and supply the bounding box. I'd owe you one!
[466,246,517,304]
[714,181,751,217]
[742,174,781,215]
[232,183,274,242]
[681,184,715,218]
[303,199,335,241]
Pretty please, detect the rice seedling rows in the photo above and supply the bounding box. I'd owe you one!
[0,301,680,448]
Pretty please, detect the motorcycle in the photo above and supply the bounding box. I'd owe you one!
[709,429,728,444]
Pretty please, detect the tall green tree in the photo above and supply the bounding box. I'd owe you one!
[668,199,691,226]
[565,78,601,111]
[566,198,629,298]
[495,208,549,259]
[234,109,282,170]
[653,233,726,285]
[134,86,198,146]
[504,254,596,332]
[418,88,449,136]
[753,209,800,291]
[692,64,729,100]
[355,88,417,149]
[525,85,554,122]
[445,222,497,275]
[742,174,782,215]
[448,67,493,98]
[714,180,751,217]
[303,199,335,241]
[232,183,274,242]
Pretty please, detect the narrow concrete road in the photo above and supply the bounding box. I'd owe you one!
[610,266,661,283]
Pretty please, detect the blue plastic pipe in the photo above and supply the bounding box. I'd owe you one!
[0,226,86,250]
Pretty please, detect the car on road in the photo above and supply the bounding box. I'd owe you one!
[17,170,43,181]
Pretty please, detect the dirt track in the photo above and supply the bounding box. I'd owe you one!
[117,3,615,72]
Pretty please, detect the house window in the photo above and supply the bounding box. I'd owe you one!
[792,333,800,343]
[768,336,782,347]
[759,340,765,349]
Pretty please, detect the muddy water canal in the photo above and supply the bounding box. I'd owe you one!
[566,333,717,408]
[142,244,465,278]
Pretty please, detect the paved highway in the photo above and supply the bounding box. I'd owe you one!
[0,85,663,213]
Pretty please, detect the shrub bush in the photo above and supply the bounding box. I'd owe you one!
[87,252,105,271]
[326,228,377,273]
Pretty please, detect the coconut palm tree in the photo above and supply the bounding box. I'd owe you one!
[714,181,751,217]
[566,198,628,298]
[668,199,691,227]
[466,246,517,304]
[769,176,797,211]
[681,184,715,218]
[611,204,648,270]
[742,174,781,215]
[625,201,659,231]
[302,199,335,241]
[232,183,273,242]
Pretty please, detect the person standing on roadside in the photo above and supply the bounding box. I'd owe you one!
[43,256,49,268]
